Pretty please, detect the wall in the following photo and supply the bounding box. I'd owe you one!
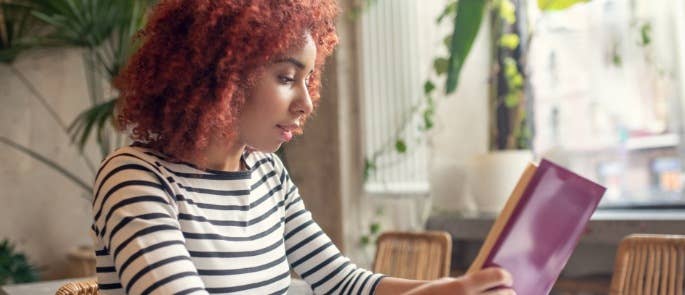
[427,12,492,213]
[0,48,97,280]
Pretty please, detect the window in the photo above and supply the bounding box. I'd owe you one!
[529,0,685,207]
[358,0,438,195]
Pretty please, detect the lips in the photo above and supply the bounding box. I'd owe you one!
[277,124,299,132]
[276,124,298,142]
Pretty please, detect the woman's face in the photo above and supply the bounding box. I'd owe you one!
[237,34,317,153]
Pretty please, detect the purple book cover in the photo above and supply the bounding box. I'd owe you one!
[483,159,606,295]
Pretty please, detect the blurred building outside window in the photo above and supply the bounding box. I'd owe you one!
[529,0,685,208]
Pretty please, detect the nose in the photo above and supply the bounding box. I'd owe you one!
[292,84,314,116]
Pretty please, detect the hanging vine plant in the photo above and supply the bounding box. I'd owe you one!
[362,0,590,180]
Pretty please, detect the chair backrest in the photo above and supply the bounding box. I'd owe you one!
[610,234,685,295]
[55,278,99,295]
[372,231,452,280]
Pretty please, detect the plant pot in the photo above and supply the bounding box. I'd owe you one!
[469,150,533,213]
[67,245,95,278]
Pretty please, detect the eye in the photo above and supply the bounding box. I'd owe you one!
[278,75,295,85]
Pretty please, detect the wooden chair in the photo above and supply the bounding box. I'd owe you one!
[55,278,99,295]
[372,231,452,280]
[609,234,685,295]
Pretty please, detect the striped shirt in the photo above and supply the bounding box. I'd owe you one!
[90,145,384,294]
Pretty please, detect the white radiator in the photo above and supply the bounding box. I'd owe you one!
[359,0,433,195]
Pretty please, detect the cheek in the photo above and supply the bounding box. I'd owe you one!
[251,80,283,103]
[240,102,277,133]
[257,88,292,113]
[245,77,296,124]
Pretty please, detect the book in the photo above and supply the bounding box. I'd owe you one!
[467,159,606,295]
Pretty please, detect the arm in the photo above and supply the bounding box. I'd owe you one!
[375,268,514,295]
[281,185,384,294]
[374,277,426,294]
[274,155,383,294]
[92,155,209,295]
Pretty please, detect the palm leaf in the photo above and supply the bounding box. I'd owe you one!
[28,0,117,47]
[0,1,44,63]
[0,136,91,192]
[105,0,148,79]
[68,98,117,151]
[28,0,152,156]
[445,0,487,94]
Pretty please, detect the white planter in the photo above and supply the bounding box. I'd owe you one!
[469,150,533,213]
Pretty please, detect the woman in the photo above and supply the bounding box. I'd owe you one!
[91,1,515,294]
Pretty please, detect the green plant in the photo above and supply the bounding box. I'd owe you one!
[363,0,590,179]
[30,0,151,156]
[0,239,39,285]
[1,0,95,192]
[358,206,384,264]
[0,0,42,62]
[348,0,378,20]
[0,0,153,196]
[358,206,384,248]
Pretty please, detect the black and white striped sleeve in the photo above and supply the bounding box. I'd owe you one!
[92,155,209,295]
[275,156,386,294]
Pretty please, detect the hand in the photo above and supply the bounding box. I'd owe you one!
[402,268,515,295]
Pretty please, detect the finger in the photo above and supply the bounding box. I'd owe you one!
[468,268,514,292]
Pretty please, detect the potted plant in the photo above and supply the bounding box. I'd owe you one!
[1,0,152,188]
[462,0,536,213]
[0,0,152,277]
[0,239,39,285]
[457,0,591,212]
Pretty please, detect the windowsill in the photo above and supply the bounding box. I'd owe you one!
[426,209,685,245]
[592,208,685,220]
[429,207,685,221]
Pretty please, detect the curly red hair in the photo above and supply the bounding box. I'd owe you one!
[114,0,339,162]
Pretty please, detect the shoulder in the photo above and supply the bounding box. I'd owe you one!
[95,146,166,185]
[98,146,162,171]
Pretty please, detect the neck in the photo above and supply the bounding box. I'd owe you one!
[198,138,246,172]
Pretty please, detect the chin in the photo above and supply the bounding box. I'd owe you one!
[249,143,282,154]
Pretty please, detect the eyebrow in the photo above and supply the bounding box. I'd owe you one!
[274,57,307,71]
